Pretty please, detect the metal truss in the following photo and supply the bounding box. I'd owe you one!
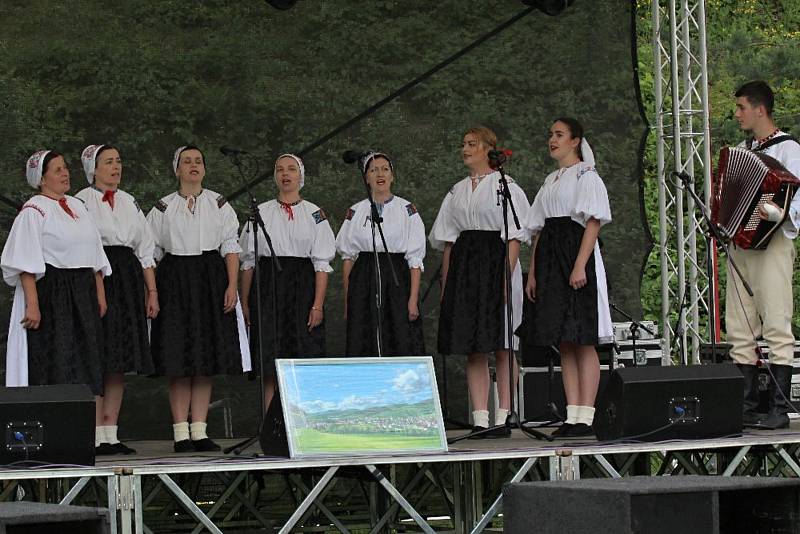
[652,0,714,364]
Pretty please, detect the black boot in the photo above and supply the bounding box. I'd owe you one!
[753,364,793,430]
[737,364,762,427]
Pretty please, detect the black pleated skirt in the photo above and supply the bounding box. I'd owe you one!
[101,246,154,375]
[516,217,599,347]
[150,251,244,377]
[249,256,325,375]
[346,252,425,356]
[438,230,504,355]
[26,265,104,395]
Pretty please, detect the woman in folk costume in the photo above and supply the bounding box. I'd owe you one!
[1,150,111,405]
[147,146,250,453]
[518,117,613,438]
[75,144,158,455]
[429,127,529,438]
[239,154,335,409]
[336,151,426,356]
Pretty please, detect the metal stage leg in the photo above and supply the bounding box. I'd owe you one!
[776,447,800,477]
[59,476,91,505]
[157,474,223,534]
[108,475,120,534]
[365,464,436,534]
[278,466,339,534]
[188,472,270,534]
[370,463,432,534]
[550,451,580,480]
[119,475,134,534]
[470,457,537,534]
[289,474,349,533]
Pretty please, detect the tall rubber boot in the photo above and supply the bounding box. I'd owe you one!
[736,364,762,427]
[753,364,792,430]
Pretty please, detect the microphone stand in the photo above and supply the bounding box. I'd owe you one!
[672,172,753,365]
[223,153,283,455]
[449,162,551,443]
[609,300,656,367]
[354,166,400,358]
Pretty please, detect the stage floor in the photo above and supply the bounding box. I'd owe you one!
[90,420,800,472]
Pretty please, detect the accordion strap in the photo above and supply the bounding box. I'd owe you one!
[749,134,800,152]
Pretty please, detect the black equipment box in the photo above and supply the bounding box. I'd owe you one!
[0,385,95,467]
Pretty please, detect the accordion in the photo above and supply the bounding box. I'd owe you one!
[711,146,800,250]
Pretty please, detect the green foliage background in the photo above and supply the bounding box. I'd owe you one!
[0,0,647,437]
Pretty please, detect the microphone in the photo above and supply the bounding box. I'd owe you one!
[342,150,370,164]
[220,146,249,156]
[672,171,693,184]
[488,148,513,169]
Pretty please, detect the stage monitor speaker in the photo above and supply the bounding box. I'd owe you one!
[593,364,743,442]
[0,385,95,467]
[259,391,289,458]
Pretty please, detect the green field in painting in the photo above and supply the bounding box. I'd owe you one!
[293,428,443,453]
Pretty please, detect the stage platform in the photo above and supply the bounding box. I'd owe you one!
[3,423,800,533]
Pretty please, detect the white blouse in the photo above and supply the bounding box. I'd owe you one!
[428,172,529,250]
[335,196,426,270]
[525,162,612,235]
[146,189,241,259]
[1,194,112,388]
[239,199,336,273]
[76,186,156,269]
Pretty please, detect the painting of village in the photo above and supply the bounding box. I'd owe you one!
[275,357,448,458]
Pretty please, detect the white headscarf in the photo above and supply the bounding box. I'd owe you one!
[360,151,394,176]
[81,144,105,184]
[172,146,188,176]
[580,138,595,166]
[26,150,52,189]
[274,153,305,190]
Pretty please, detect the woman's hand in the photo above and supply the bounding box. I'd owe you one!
[525,274,537,302]
[408,299,420,322]
[241,300,250,327]
[223,285,238,313]
[307,307,323,331]
[758,200,784,222]
[146,290,160,319]
[98,292,108,318]
[569,265,587,290]
[22,301,41,329]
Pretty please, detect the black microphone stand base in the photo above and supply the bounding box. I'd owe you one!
[223,433,261,455]
[447,414,553,444]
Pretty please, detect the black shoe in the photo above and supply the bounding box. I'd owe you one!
[753,364,792,430]
[95,443,118,456]
[486,426,512,439]
[560,423,595,438]
[467,426,488,440]
[737,364,763,427]
[173,439,194,453]
[551,423,574,437]
[192,438,221,452]
[111,442,137,455]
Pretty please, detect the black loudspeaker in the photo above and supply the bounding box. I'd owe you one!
[259,392,289,458]
[0,385,95,466]
[0,502,110,533]
[593,364,743,441]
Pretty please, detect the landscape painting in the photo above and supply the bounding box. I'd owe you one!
[276,357,448,458]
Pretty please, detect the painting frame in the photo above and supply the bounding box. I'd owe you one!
[275,356,448,459]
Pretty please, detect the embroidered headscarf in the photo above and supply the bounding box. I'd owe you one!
[580,138,596,166]
[360,151,394,177]
[26,150,52,189]
[81,144,106,184]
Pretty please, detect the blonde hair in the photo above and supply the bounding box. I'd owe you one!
[464,126,497,149]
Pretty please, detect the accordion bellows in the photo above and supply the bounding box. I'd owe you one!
[711,146,800,250]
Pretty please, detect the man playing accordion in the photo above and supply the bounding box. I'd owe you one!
[725,81,800,430]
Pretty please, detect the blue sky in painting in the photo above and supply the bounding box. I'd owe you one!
[280,361,434,413]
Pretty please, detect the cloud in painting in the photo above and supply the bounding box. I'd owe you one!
[392,365,430,395]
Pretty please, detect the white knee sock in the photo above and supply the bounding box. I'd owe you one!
[472,410,489,428]
[95,425,107,447]
[495,408,509,426]
[190,422,208,441]
[173,421,190,442]
[105,425,120,445]
[565,405,579,424]
[576,406,595,426]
